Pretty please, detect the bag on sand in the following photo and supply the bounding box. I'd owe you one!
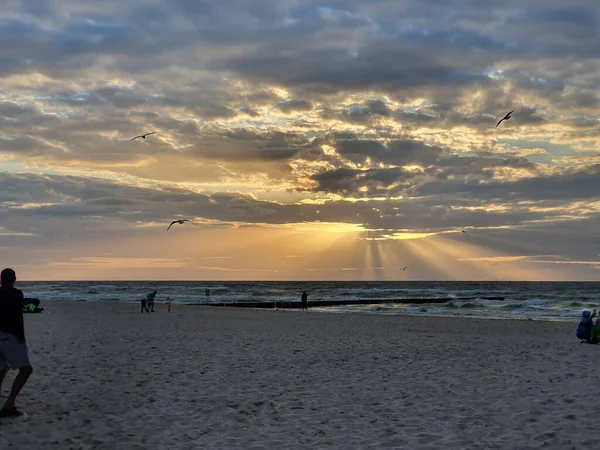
[576,311,593,340]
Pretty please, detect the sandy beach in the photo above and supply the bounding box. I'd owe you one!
[0,301,597,449]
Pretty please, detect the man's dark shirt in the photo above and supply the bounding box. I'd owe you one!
[0,286,25,341]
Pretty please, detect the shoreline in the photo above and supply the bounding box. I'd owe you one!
[33,299,580,324]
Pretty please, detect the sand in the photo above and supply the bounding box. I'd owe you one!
[0,301,597,449]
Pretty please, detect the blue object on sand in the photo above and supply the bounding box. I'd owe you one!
[576,310,593,340]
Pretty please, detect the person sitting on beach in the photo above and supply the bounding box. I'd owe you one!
[146,291,157,313]
[0,268,34,418]
[166,297,172,313]
[576,309,597,343]
[591,318,600,344]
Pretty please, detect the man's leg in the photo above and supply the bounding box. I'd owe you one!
[0,367,6,394]
[0,339,33,415]
[2,365,32,411]
[0,351,7,394]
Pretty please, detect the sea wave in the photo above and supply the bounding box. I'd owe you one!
[17,280,600,321]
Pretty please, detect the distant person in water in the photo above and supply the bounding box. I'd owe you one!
[0,268,34,418]
[301,291,308,311]
[147,291,157,313]
[166,297,172,313]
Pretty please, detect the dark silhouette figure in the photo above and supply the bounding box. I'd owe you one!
[146,291,157,312]
[141,298,147,314]
[0,268,33,417]
[496,110,515,128]
[167,219,196,231]
[130,132,156,141]
[301,291,308,311]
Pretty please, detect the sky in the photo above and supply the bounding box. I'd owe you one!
[3,1,600,281]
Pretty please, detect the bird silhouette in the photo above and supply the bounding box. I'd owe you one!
[462,230,471,240]
[401,267,408,271]
[130,132,157,141]
[496,110,514,128]
[167,219,196,231]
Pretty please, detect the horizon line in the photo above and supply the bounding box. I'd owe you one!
[16,279,600,283]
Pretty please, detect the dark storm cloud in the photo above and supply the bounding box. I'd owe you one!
[334,138,447,166]
[182,129,314,163]
[0,136,54,154]
[275,100,313,113]
[2,0,599,85]
[40,84,238,119]
[305,136,546,197]
[417,164,600,202]
[4,169,600,275]
[341,99,392,124]
[0,171,588,239]
[0,101,60,129]
[214,40,490,94]
[309,167,416,196]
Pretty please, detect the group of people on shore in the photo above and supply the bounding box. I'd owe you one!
[577,309,600,343]
[141,291,173,313]
[141,290,310,312]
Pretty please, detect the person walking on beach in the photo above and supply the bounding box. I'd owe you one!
[301,291,308,311]
[147,290,157,313]
[141,297,148,314]
[0,268,34,418]
[166,297,172,313]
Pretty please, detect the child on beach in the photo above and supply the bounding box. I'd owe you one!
[591,318,600,344]
[166,297,172,312]
[576,309,597,343]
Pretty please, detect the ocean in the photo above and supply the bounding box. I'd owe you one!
[18,280,600,322]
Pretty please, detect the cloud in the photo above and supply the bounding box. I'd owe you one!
[4,0,600,278]
[275,99,313,113]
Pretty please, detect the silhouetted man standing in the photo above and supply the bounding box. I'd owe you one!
[301,291,308,311]
[0,268,33,417]
[147,290,157,312]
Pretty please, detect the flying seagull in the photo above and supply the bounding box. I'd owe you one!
[462,230,471,240]
[130,132,157,141]
[401,267,408,271]
[496,110,515,128]
[167,219,196,231]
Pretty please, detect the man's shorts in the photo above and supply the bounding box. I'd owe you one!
[0,331,31,370]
